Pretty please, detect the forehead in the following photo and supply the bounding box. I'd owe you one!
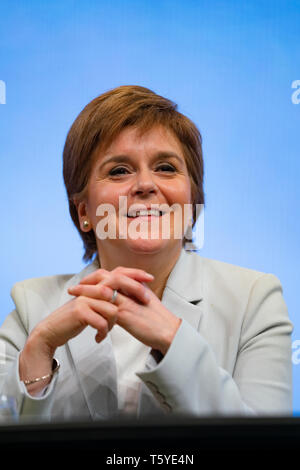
[102,125,184,157]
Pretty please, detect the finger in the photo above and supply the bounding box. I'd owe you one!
[79,267,154,285]
[95,331,106,343]
[82,304,110,336]
[71,275,150,305]
[84,296,119,330]
[68,283,113,301]
[102,274,151,304]
[69,284,123,306]
[79,268,109,285]
[113,267,154,281]
[69,282,138,306]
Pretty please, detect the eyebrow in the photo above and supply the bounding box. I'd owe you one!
[98,151,184,170]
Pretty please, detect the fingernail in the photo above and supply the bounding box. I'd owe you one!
[68,285,79,293]
[145,273,154,279]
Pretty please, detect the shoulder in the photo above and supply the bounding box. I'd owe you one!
[10,273,75,320]
[201,255,266,284]
[10,259,99,320]
[11,273,74,301]
[7,259,99,333]
[7,274,74,333]
[197,254,287,321]
[186,253,292,340]
[12,272,74,293]
[200,255,283,294]
[11,258,99,301]
[185,250,273,285]
[185,250,283,303]
[169,250,283,315]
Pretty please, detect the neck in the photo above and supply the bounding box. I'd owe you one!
[97,242,183,300]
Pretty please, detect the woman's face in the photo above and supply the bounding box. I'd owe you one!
[80,125,192,256]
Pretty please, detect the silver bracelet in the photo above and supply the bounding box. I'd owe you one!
[23,358,60,386]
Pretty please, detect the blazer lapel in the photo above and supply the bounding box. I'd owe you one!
[139,249,205,416]
[58,258,118,419]
[161,248,204,328]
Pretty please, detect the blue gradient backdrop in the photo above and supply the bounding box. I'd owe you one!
[1,0,299,414]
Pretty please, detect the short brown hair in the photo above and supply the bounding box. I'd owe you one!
[63,85,205,262]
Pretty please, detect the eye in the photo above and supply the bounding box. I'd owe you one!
[108,166,130,176]
[156,164,176,172]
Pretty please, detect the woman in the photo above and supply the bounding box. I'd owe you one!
[0,85,293,421]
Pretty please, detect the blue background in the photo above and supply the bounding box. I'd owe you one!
[1,0,299,414]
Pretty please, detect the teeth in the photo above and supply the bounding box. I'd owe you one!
[137,209,160,216]
[128,209,162,217]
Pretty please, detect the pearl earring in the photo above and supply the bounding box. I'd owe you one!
[83,220,89,229]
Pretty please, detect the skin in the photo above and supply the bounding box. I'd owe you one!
[19,125,193,396]
[78,124,192,298]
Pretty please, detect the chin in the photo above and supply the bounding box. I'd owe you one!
[125,237,173,254]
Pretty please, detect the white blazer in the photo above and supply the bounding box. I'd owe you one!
[0,249,293,421]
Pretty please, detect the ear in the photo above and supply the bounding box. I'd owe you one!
[76,200,91,232]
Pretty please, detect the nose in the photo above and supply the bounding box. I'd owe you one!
[130,167,158,197]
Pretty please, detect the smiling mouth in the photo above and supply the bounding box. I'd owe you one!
[126,209,166,218]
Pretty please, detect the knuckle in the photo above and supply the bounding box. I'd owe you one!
[72,297,81,311]
[98,284,107,295]
[73,296,86,314]
[112,272,122,282]
[94,269,107,281]
[114,266,124,274]
[101,286,112,300]
[97,268,107,275]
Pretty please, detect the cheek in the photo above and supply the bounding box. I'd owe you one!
[162,179,192,204]
[87,183,130,216]
[88,185,116,204]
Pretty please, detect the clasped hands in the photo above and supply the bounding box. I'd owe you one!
[19,266,181,395]
[67,267,181,355]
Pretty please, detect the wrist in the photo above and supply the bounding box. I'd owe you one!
[19,327,57,394]
[159,317,182,356]
[25,323,57,359]
[23,358,60,386]
[22,334,56,364]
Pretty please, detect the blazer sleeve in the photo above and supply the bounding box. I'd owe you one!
[0,285,59,421]
[137,273,293,416]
